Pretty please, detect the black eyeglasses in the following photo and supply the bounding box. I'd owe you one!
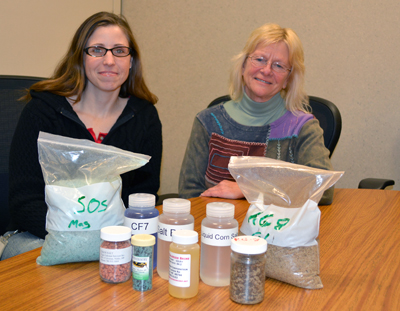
[84,46,132,57]
[248,55,291,74]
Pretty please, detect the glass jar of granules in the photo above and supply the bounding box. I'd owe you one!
[99,226,132,283]
[229,236,267,304]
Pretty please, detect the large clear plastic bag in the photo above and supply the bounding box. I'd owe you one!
[36,132,150,265]
[228,156,344,289]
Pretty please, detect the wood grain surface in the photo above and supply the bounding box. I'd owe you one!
[1,189,399,310]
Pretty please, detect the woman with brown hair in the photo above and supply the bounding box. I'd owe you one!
[2,12,162,260]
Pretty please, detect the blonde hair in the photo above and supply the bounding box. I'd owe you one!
[229,23,309,113]
[23,12,157,104]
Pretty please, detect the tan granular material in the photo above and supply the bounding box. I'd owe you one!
[265,243,323,289]
[100,240,131,283]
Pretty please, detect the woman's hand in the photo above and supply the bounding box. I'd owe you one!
[200,180,244,199]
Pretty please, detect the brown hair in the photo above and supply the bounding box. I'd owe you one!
[229,23,308,113]
[24,11,157,104]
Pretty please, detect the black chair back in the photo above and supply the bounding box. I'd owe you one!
[207,94,342,158]
[308,96,342,157]
[208,95,231,108]
[0,75,44,234]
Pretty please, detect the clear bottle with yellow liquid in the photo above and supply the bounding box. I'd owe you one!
[168,230,199,299]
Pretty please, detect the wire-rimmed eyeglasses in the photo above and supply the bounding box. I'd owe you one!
[247,55,291,74]
[84,46,132,57]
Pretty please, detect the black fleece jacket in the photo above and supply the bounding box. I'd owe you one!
[9,91,162,239]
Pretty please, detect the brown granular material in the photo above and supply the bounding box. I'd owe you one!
[100,240,131,283]
[265,243,323,289]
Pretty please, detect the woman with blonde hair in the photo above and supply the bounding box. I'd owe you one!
[2,12,162,260]
[229,23,308,113]
[179,23,333,203]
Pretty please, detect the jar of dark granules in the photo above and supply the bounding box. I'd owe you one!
[131,234,155,291]
[229,236,267,304]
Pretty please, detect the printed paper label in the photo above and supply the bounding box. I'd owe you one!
[100,246,132,265]
[132,255,150,280]
[169,251,191,287]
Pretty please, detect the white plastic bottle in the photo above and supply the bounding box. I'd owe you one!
[200,202,238,286]
[157,198,194,280]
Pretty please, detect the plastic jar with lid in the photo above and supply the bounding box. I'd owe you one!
[229,236,267,304]
[99,226,132,283]
[124,193,159,269]
[200,202,238,286]
[131,234,156,292]
[157,198,194,280]
[169,230,200,299]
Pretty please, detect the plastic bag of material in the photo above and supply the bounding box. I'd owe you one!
[228,156,344,289]
[36,132,150,265]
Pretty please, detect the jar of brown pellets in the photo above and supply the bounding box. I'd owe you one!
[230,236,267,304]
[100,226,132,283]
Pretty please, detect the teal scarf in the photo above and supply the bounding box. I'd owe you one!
[224,92,287,126]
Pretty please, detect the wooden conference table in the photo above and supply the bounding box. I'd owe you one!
[1,188,399,310]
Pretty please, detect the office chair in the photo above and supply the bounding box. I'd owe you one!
[0,75,44,234]
[207,95,394,190]
[358,178,394,190]
[308,96,341,158]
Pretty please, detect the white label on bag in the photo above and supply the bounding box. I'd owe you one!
[157,223,194,241]
[124,216,159,235]
[45,180,125,231]
[169,251,191,287]
[100,246,132,265]
[240,199,320,247]
[201,226,238,246]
